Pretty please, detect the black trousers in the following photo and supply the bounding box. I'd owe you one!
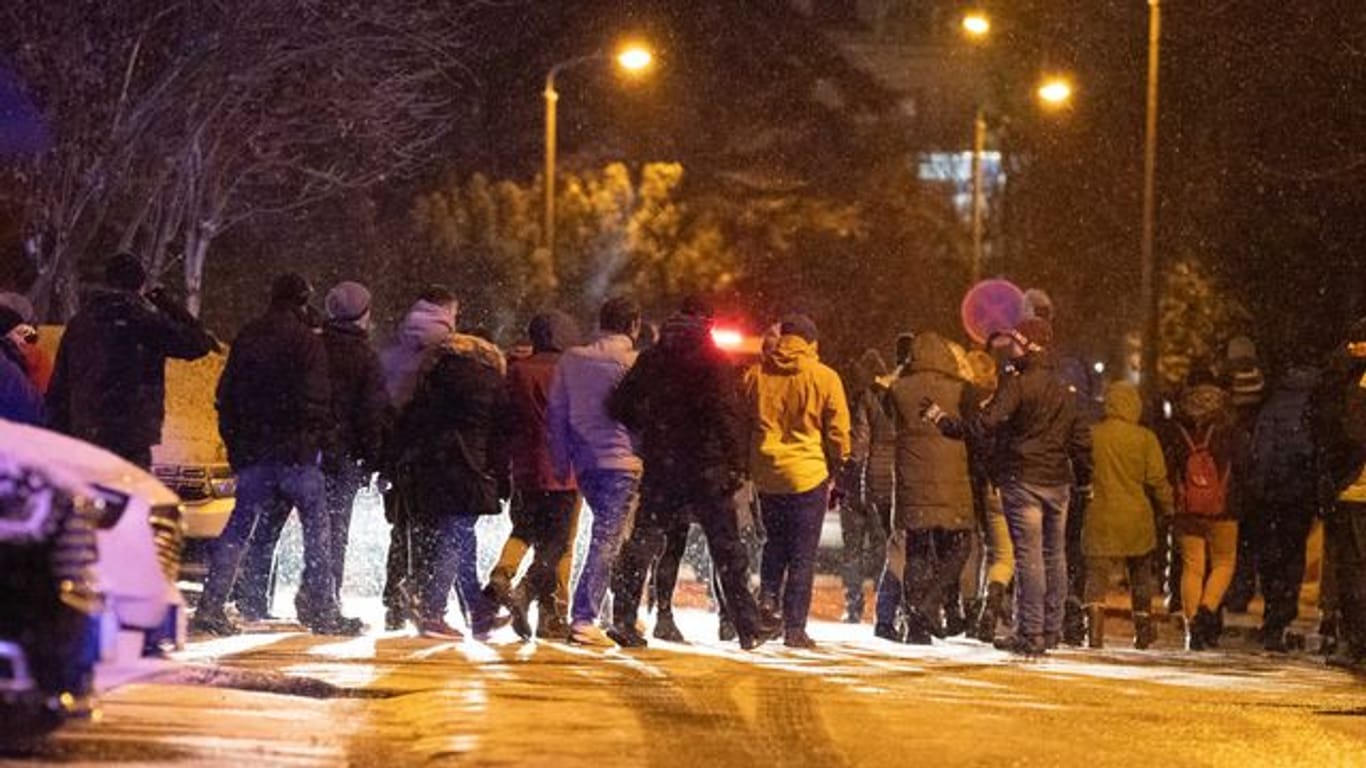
[612,484,762,641]
[1256,504,1315,633]
[903,528,973,631]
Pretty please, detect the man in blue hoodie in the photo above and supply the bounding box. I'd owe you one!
[547,297,642,647]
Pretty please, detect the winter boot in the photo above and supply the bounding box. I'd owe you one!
[1085,605,1106,649]
[653,611,687,644]
[1133,613,1157,650]
[1062,598,1087,646]
[974,582,1006,643]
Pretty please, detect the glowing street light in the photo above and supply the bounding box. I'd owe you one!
[962,13,991,39]
[544,42,656,264]
[1037,77,1074,106]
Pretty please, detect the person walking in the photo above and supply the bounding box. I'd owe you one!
[743,314,851,648]
[47,252,216,467]
[1082,381,1174,649]
[1247,361,1321,652]
[485,311,582,640]
[924,318,1092,656]
[192,273,362,637]
[394,332,510,640]
[608,298,781,650]
[845,350,895,628]
[887,332,977,644]
[546,297,643,647]
[1163,369,1242,650]
[378,286,460,630]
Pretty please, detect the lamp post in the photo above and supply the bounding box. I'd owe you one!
[1140,0,1162,394]
[543,44,653,265]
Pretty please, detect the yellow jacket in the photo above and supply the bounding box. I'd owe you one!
[743,335,851,494]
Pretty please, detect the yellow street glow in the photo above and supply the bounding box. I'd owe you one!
[617,45,653,73]
[1038,78,1073,106]
[962,13,991,37]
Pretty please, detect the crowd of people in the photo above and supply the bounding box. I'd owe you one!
[0,254,1361,668]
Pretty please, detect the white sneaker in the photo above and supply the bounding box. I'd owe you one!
[571,622,615,648]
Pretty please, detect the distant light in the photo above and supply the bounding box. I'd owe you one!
[1093,361,1105,374]
[1038,78,1074,106]
[711,328,743,349]
[962,13,991,38]
[617,45,653,73]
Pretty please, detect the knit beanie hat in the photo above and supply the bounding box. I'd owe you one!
[325,281,372,323]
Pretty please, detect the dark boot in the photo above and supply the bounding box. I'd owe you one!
[1133,613,1157,650]
[1086,605,1106,649]
[974,582,1005,643]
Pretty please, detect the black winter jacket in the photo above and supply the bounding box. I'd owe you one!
[48,288,215,454]
[321,321,390,471]
[216,308,331,468]
[608,315,747,499]
[940,352,1093,488]
[395,341,510,517]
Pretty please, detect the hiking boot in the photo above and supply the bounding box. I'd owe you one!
[994,634,1046,657]
[308,614,366,637]
[418,618,465,641]
[874,623,904,643]
[570,622,616,648]
[1133,613,1157,650]
[190,608,241,637]
[784,628,817,649]
[653,613,687,644]
[607,624,649,649]
[974,582,1005,644]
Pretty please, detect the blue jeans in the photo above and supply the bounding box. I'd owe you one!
[759,483,828,632]
[201,462,337,620]
[571,469,641,626]
[1001,481,1071,640]
[416,513,493,631]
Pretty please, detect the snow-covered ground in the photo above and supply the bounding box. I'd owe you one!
[19,605,1366,767]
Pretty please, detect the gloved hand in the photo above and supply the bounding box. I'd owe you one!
[919,397,946,425]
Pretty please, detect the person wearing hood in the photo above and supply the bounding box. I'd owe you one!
[924,318,1092,656]
[1082,381,1174,649]
[194,273,362,638]
[0,307,43,424]
[1248,360,1321,651]
[845,349,895,629]
[391,322,511,640]
[887,332,977,644]
[743,314,851,648]
[379,285,458,628]
[546,297,643,647]
[1161,368,1243,650]
[607,297,780,650]
[484,310,582,641]
[47,252,216,468]
[232,281,392,621]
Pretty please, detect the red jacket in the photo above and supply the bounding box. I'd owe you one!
[508,351,576,492]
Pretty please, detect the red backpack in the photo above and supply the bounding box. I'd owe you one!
[1178,425,1230,517]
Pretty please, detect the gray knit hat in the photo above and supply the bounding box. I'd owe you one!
[325,281,371,322]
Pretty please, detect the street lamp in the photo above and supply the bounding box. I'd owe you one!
[544,42,654,265]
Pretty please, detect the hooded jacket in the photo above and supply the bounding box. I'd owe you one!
[887,333,975,530]
[1084,381,1174,557]
[217,307,331,468]
[396,333,510,516]
[380,299,456,409]
[48,287,215,455]
[609,313,748,499]
[321,320,391,471]
[507,311,580,491]
[547,332,641,477]
[742,334,851,495]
